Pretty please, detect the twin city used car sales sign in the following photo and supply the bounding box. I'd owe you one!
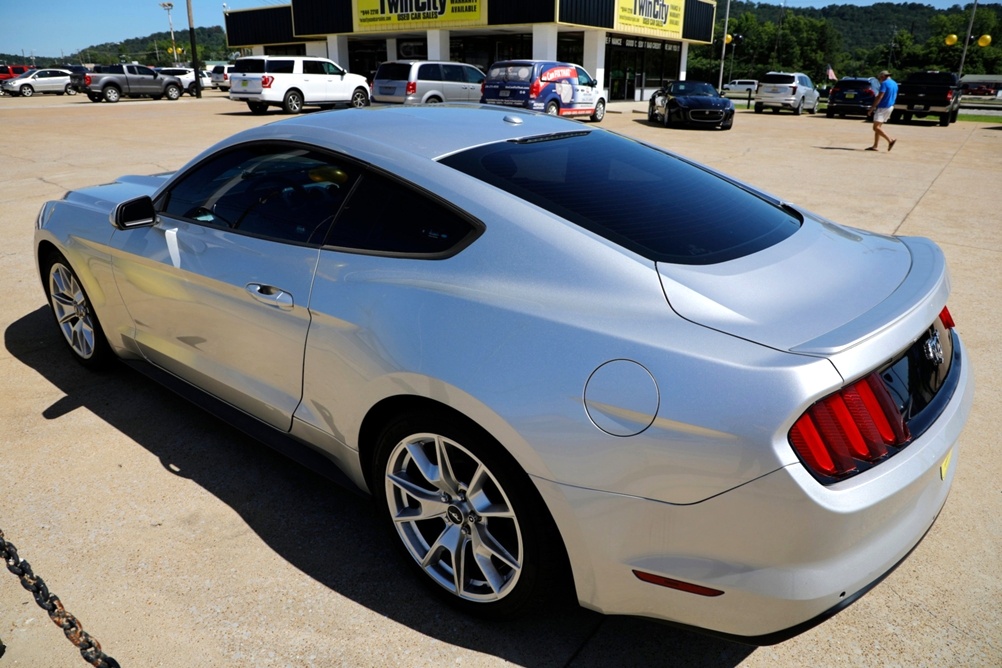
[354,0,485,31]
[353,0,686,38]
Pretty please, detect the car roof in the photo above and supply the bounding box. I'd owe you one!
[209,105,592,165]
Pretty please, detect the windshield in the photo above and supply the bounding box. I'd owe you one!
[440,131,800,265]
[669,82,717,96]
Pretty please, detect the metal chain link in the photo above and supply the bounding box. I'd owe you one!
[1,528,120,668]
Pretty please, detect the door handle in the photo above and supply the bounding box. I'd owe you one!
[246,283,294,310]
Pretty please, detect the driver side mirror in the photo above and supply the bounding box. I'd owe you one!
[111,195,156,229]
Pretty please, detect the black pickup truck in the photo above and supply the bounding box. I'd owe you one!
[891,71,962,126]
[71,64,183,103]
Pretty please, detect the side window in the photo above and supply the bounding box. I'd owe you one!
[134,66,156,77]
[323,61,344,76]
[417,63,443,82]
[269,60,295,74]
[442,64,465,83]
[303,60,325,75]
[326,173,480,257]
[160,143,359,246]
[464,66,485,85]
[576,67,593,86]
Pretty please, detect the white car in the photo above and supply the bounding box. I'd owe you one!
[156,67,213,96]
[210,64,235,91]
[754,71,820,115]
[228,55,370,114]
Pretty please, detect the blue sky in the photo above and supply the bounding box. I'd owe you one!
[0,0,990,60]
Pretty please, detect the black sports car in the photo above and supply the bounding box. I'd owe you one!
[648,81,735,130]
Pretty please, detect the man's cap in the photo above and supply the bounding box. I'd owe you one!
[879,70,890,76]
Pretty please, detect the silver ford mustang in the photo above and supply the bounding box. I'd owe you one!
[34,105,972,643]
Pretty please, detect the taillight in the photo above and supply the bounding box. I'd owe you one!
[406,81,416,95]
[789,371,910,482]
[84,74,92,86]
[830,87,841,96]
[945,89,954,102]
[529,79,541,98]
[261,75,274,89]
[790,85,797,95]
[223,72,229,81]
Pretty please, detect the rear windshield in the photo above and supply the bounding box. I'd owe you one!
[440,131,800,265]
[903,72,958,85]
[486,63,534,83]
[762,73,796,84]
[374,63,412,80]
[837,79,872,89]
[233,59,295,74]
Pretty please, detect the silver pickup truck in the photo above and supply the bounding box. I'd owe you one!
[71,64,183,103]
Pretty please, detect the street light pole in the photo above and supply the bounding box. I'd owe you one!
[958,0,979,77]
[161,2,177,66]
[717,0,732,89]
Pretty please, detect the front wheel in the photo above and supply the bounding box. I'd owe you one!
[282,89,304,114]
[42,251,113,369]
[545,100,559,116]
[373,411,564,619]
[589,99,605,123]
[351,87,370,108]
[793,98,803,115]
[20,84,34,97]
[164,84,181,101]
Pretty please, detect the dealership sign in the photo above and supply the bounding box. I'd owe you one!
[354,0,485,31]
[615,0,685,39]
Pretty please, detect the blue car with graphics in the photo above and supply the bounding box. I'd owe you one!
[481,60,606,122]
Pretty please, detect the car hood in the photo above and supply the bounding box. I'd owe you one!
[675,95,731,109]
[656,214,927,354]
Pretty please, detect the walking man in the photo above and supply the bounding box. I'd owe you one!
[867,70,898,151]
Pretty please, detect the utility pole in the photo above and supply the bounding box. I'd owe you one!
[186,0,201,97]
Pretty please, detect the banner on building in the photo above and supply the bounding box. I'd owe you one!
[354,0,486,32]
[615,0,685,40]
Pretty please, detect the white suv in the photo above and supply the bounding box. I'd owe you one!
[754,71,820,115]
[229,56,370,114]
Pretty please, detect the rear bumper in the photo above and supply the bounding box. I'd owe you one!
[534,336,973,640]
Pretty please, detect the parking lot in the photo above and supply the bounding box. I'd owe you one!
[1,92,999,667]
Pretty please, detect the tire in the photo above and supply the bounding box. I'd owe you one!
[589,99,605,123]
[103,86,121,103]
[372,410,565,619]
[950,108,959,123]
[20,84,33,97]
[826,108,834,118]
[663,106,672,127]
[187,83,197,96]
[647,103,656,123]
[164,84,181,101]
[754,102,763,113]
[794,98,803,115]
[721,116,734,131]
[350,87,369,108]
[87,93,102,103]
[282,89,304,114]
[545,100,559,116]
[65,84,77,95]
[424,96,443,104]
[247,101,269,115]
[42,251,114,369]
[939,113,950,127]
[808,97,818,114]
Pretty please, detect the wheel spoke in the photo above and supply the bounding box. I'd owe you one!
[386,471,448,522]
[469,525,519,594]
[420,523,467,594]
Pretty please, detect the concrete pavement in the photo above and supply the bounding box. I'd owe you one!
[1,92,999,667]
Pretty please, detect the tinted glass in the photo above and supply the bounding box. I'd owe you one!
[442,64,465,82]
[762,73,795,84]
[327,174,480,257]
[374,63,411,80]
[303,60,325,75]
[440,131,800,265]
[418,63,443,81]
[464,66,485,84]
[836,80,872,90]
[161,143,359,245]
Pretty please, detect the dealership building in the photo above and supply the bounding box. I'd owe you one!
[223,0,718,102]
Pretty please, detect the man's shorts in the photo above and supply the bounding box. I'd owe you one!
[873,107,892,123]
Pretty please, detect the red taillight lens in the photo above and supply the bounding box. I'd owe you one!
[261,75,274,89]
[945,89,954,102]
[939,306,955,329]
[790,85,798,95]
[84,74,92,86]
[405,81,416,95]
[789,371,910,481]
[529,79,541,98]
[830,87,841,96]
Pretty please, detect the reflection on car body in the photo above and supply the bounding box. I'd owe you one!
[34,105,972,643]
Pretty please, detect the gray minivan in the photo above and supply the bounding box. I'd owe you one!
[372,60,485,104]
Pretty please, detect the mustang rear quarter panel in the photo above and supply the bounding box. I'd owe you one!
[537,342,970,637]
